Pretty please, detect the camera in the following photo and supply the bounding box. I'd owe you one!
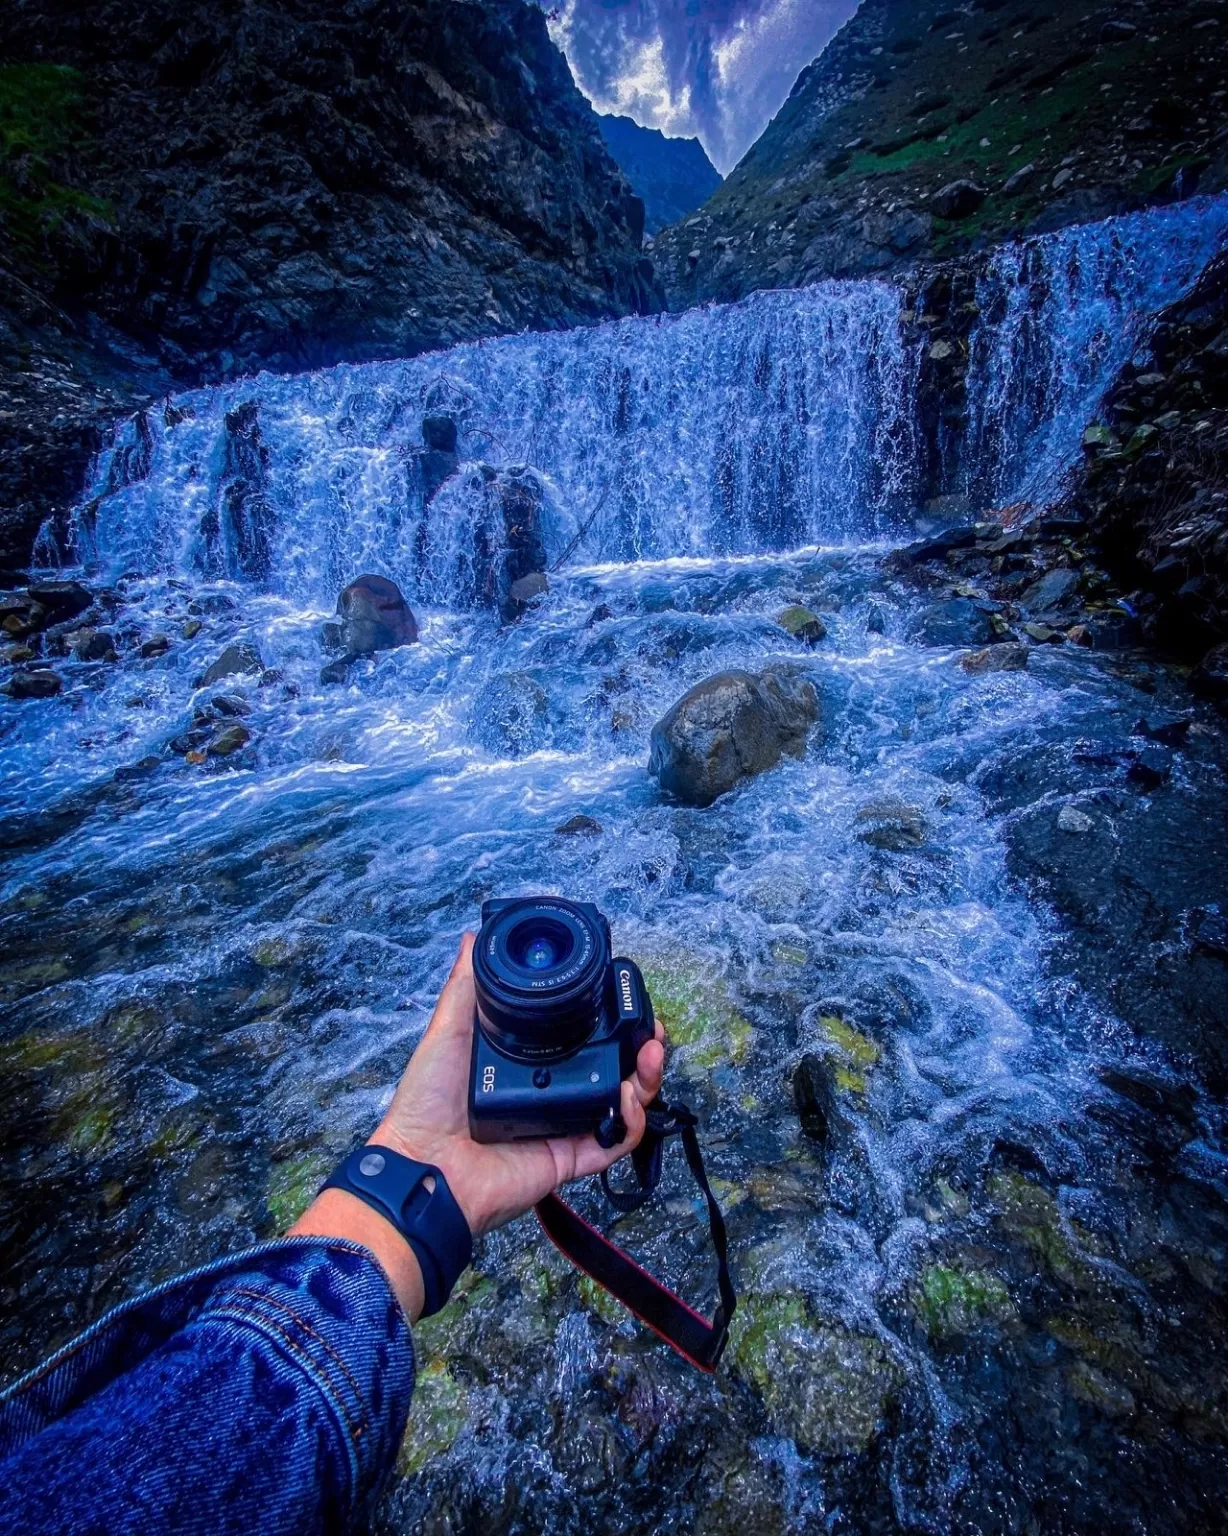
[467,896,656,1148]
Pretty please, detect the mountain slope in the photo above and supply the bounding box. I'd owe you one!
[654,0,1228,307]
[0,0,660,565]
[597,114,722,235]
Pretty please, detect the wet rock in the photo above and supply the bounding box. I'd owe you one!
[336,574,418,655]
[25,581,91,625]
[2,669,62,699]
[1126,745,1172,792]
[909,598,994,648]
[931,179,987,220]
[66,628,117,662]
[960,644,1028,675]
[586,602,615,628]
[471,670,551,757]
[210,693,251,718]
[1135,713,1191,748]
[266,1151,333,1232]
[1,644,37,664]
[506,571,549,611]
[207,723,251,757]
[168,727,212,755]
[141,634,170,658]
[181,619,203,641]
[1085,610,1142,649]
[1098,1066,1197,1131]
[1021,567,1080,613]
[555,814,603,837]
[198,643,264,688]
[866,603,887,635]
[1185,904,1228,961]
[1023,622,1063,643]
[792,1053,839,1144]
[319,659,352,687]
[728,1292,902,1454]
[636,947,753,1072]
[320,621,344,654]
[1002,162,1036,195]
[855,799,928,851]
[775,604,827,644]
[422,415,458,454]
[914,1264,1014,1340]
[113,755,162,782]
[648,666,819,806]
[1192,641,1228,704]
[1057,804,1094,834]
[894,526,978,565]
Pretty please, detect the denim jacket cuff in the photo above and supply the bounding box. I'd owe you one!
[0,1236,416,1515]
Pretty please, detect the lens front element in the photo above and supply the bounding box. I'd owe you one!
[473,898,609,1062]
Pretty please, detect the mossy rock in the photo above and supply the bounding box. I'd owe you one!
[989,1172,1101,1288]
[728,1292,901,1454]
[637,948,755,1073]
[397,1360,469,1476]
[411,1269,496,1361]
[816,1014,880,1095]
[776,605,828,645]
[578,1273,628,1327]
[914,1264,1014,1339]
[266,1150,333,1232]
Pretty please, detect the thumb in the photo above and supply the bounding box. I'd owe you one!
[424,933,476,1041]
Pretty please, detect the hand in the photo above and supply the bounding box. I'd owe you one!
[292,933,666,1318]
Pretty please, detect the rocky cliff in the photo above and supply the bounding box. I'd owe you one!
[0,0,659,566]
[597,114,722,235]
[654,0,1228,307]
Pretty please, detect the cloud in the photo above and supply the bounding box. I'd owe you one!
[546,0,860,174]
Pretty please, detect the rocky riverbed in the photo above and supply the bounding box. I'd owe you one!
[3,534,1228,1533]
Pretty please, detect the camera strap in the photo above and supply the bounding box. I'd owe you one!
[535,1103,736,1373]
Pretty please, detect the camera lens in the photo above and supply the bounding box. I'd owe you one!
[473,898,609,1063]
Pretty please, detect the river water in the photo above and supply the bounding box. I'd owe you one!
[3,199,1228,1532]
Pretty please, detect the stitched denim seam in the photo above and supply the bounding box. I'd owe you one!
[211,1287,372,1443]
[0,1238,379,1406]
[199,1303,363,1498]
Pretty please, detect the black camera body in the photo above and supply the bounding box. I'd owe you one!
[467,897,655,1148]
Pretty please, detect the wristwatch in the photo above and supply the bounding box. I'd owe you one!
[321,1145,473,1317]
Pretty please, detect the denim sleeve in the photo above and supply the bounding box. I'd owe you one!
[0,1237,416,1536]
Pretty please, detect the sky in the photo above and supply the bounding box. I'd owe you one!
[544,0,861,175]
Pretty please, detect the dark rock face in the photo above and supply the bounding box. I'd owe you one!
[0,0,662,565]
[1065,251,1228,662]
[336,575,418,656]
[648,667,819,807]
[654,0,1228,308]
[597,114,722,235]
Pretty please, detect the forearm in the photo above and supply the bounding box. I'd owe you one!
[290,1189,426,1322]
[0,1239,415,1536]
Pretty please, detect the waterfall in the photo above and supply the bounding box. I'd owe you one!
[961,194,1228,507]
[68,195,1228,605]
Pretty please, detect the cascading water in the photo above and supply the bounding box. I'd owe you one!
[962,194,1228,506]
[5,195,1228,1535]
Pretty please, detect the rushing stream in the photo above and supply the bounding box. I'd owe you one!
[4,199,1228,1532]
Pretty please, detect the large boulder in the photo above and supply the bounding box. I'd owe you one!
[648,667,819,807]
[931,180,988,220]
[336,575,419,656]
[26,581,92,626]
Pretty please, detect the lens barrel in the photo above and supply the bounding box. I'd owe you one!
[473,897,609,1062]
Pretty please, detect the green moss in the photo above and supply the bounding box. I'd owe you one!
[915,1264,1013,1339]
[411,1270,495,1361]
[637,949,755,1073]
[68,1104,115,1153]
[728,1292,901,1454]
[0,64,110,263]
[396,1361,468,1476]
[266,1151,332,1233]
[578,1273,627,1327]
[989,1172,1100,1288]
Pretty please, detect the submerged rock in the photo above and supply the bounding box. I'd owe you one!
[198,643,263,688]
[555,814,603,837]
[914,1264,1014,1340]
[961,644,1028,675]
[636,947,753,1072]
[855,799,928,851]
[336,574,419,656]
[648,666,819,806]
[66,628,117,662]
[471,670,551,757]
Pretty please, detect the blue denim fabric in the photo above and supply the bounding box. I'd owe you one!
[0,1237,416,1535]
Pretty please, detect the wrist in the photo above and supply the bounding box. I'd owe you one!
[290,1189,426,1323]
[370,1124,483,1238]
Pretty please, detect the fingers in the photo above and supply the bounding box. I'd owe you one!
[425,932,476,1042]
[630,1038,664,1108]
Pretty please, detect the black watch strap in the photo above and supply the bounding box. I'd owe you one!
[321,1146,473,1317]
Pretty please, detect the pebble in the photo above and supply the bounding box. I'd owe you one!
[1058,804,1094,835]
